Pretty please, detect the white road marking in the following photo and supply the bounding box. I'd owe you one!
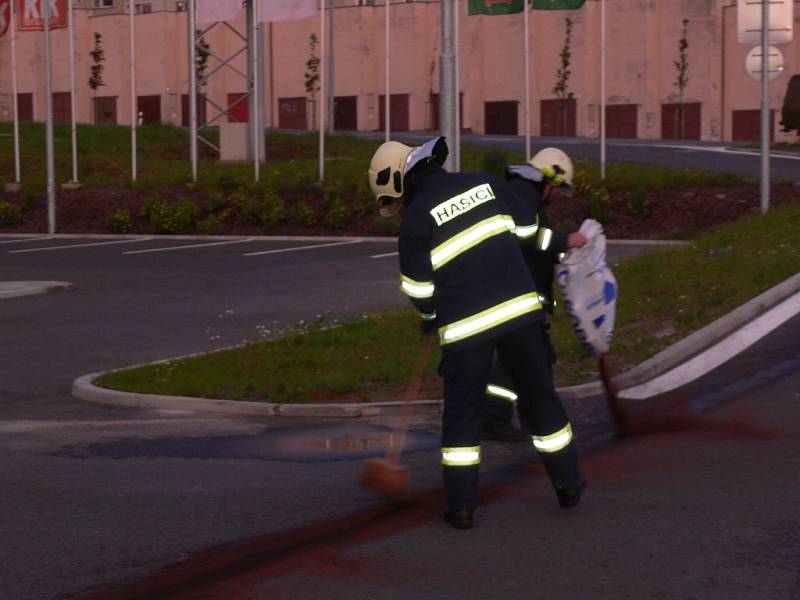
[611,142,800,161]
[9,238,152,253]
[123,238,254,255]
[0,236,54,244]
[243,239,362,257]
[620,290,800,400]
[370,251,398,259]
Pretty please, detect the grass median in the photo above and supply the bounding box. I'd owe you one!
[96,203,800,402]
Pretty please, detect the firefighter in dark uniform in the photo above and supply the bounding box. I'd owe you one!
[368,138,586,529]
[482,148,588,440]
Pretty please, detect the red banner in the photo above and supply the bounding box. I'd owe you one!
[0,1,11,38]
[16,0,67,32]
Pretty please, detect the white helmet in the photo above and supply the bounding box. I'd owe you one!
[368,137,448,217]
[368,141,414,217]
[529,147,574,190]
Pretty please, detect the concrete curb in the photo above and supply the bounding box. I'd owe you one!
[0,281,74,300]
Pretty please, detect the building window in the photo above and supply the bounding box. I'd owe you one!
[135,3,152,13]
[175,1,187,11]
[93,0,114,7]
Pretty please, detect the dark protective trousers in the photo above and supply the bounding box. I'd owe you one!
[483,321,558,431]
[440,321,581,510]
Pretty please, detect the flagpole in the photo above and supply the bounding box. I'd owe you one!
[9,0,21,185]
[524,0,530,161]
[43,0,56,233]
[319,0,325,181]
[67,0,78,184]
[252,0,260,182]
[188,0,198,182]
[130,0,137,182]
[454,0,460,171]
[384,0,390,142]
[600,0,606,180]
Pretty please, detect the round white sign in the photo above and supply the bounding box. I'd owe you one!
[746,45,785,82]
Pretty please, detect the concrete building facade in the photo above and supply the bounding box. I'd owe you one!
[1,0,798,142]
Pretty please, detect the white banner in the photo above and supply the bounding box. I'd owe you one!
[197,0,241,23]
[258,0,316,22]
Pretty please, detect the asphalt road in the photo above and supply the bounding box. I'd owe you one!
[1,235,797,599]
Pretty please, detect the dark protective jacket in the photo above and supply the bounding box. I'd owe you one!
[506,169,568,313]
[398,164,544,353]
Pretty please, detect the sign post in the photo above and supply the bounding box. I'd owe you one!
[737,0,793,215]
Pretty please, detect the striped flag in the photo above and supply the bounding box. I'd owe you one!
[258,0,316,22]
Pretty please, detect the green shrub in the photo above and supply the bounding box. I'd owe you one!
[572,169,593,196]
[197,214,224,235]
[352,185,373,219]
[228,187,251,218]
[260,189,286,232]
[0,202,22,226]
[626,186,650,219]
[590,188,612,224]
[239,193,264,225]
[324,195,351,230]
[174,198,198,232]
[217,174,241,191]
[292,201,316,227]
[106,209,133,234]
[140,195,160,220]
[482,148,510,179]
[21,193,37,213]
[147,198,197,234]
[206,191,227,215]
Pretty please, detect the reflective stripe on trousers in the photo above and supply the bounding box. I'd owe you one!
[532,423,573,453]
[441,446,481,466]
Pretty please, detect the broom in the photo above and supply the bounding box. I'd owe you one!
[597,354,631,437]
[359,332,435,500]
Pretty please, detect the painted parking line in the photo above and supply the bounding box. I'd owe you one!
[243,239,363,257]
[9,238,152,254]
[123,238,254,255]
[0,236,54,244]
[370,251,398,259]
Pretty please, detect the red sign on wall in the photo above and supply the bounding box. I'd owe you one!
[0,2,11,38]
[16,0,67,32]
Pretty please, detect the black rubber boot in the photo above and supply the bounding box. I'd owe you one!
[555,475,587,509]
[444,508,474,529]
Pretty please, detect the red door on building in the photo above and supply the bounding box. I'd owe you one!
[278,97,308,129]
[606,104,638,139]
[661,103,701,140]
[732,109,774,142]
[93,96,117,125]
[181,94,207,127]
[378,94,410,132]
[17,93,33,121]
[137,95,161,125]
[484,101,518,135]
[52,92,71,124]
[227,93,249,123]
[333,96,357,131]
[540,99,576,137]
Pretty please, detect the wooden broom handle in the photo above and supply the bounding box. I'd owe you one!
[386,332,435,464]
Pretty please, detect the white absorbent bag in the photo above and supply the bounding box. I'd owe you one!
[555,219,618,357]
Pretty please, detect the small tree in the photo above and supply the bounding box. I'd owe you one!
[674,18,690,103]
[673,18,690,138]
[552,17,574,100]
[304,33,320,129]
[88,32,106,123]
[195,30,211,89]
